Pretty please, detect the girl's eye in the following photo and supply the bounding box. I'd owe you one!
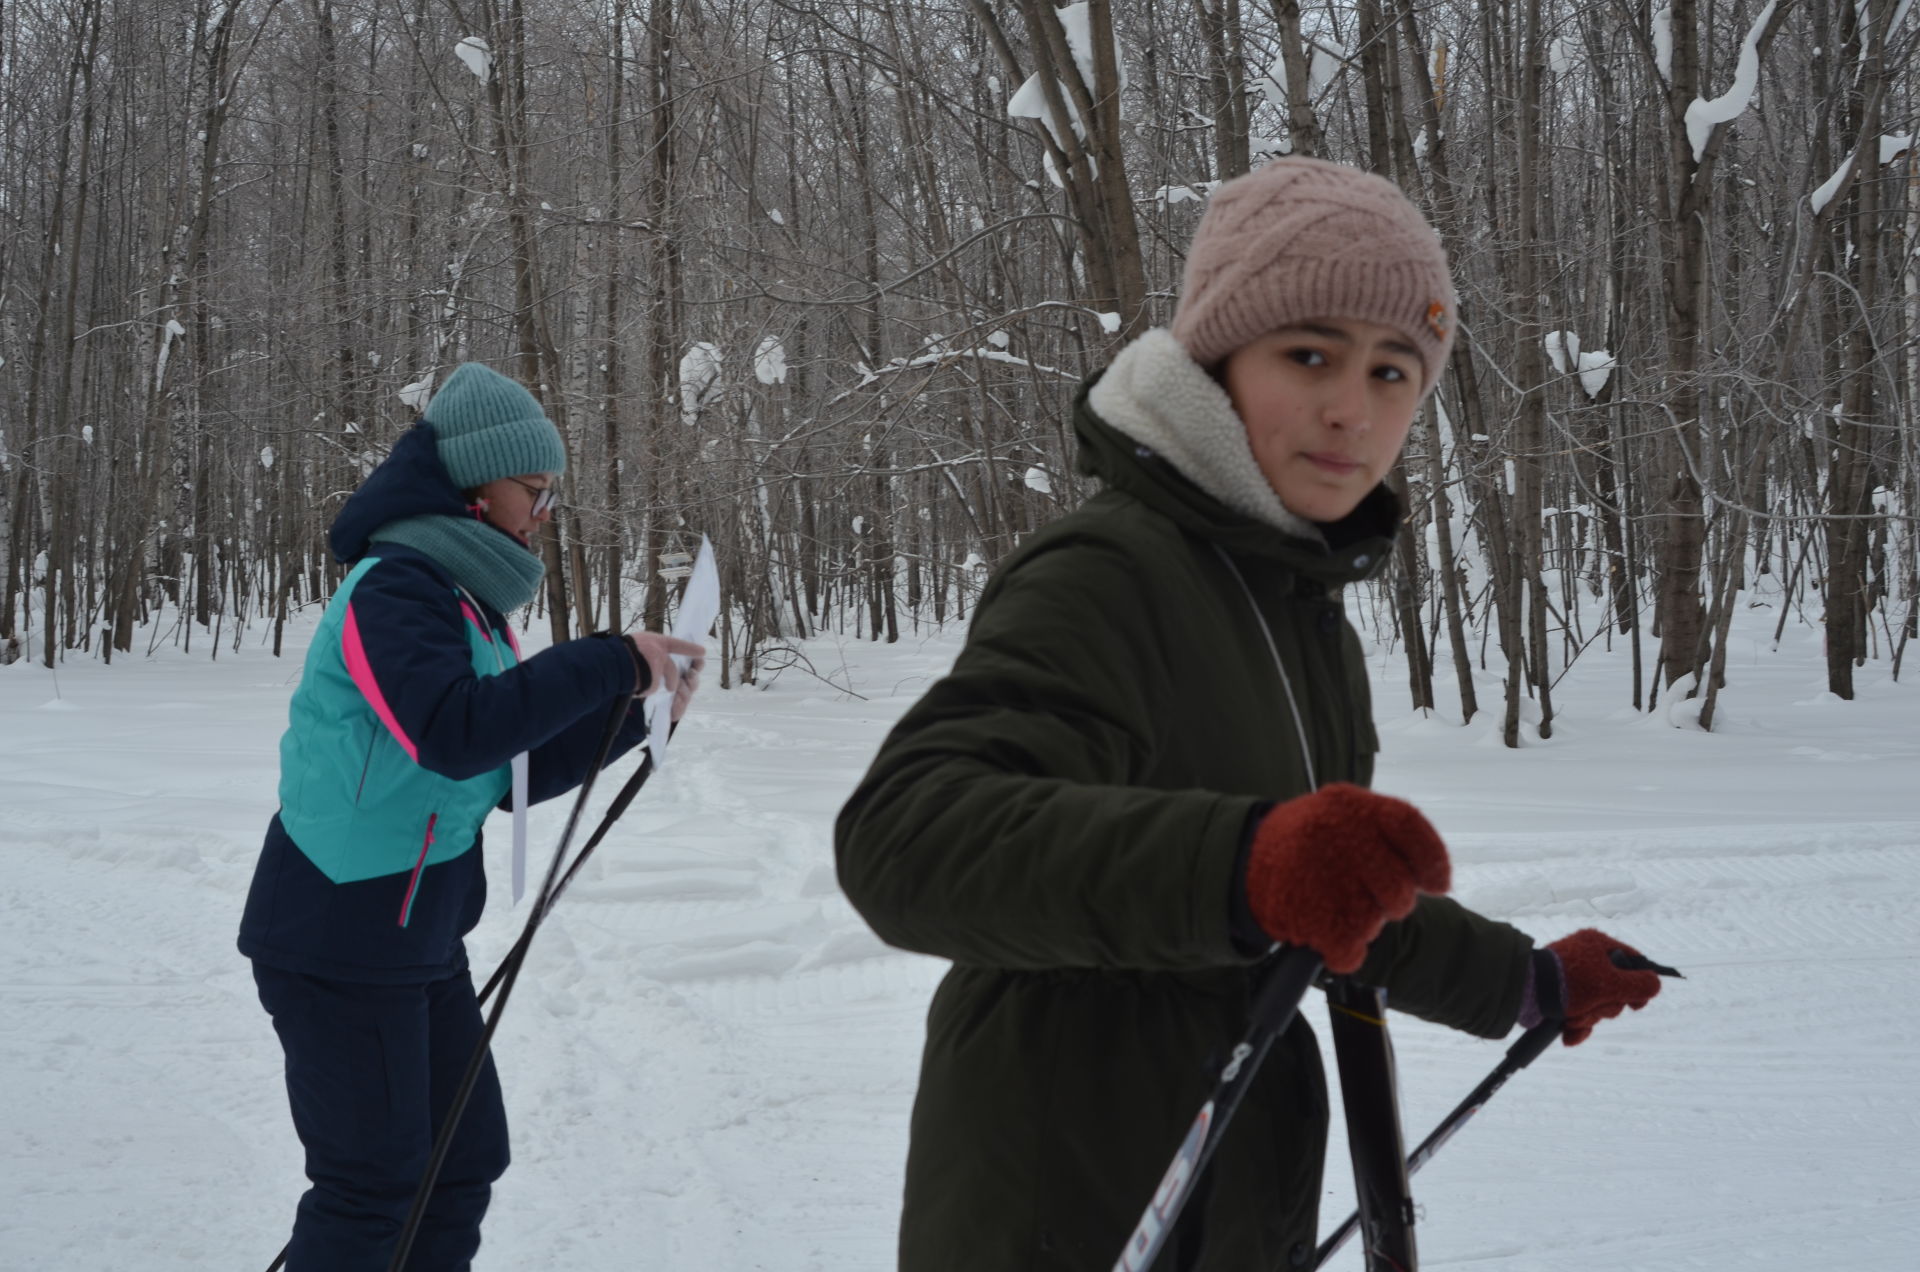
[1288,348,1327,368]
[1376,365,1407,383]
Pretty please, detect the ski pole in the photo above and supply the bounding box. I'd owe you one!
[1112,947,1323,1272]
[1313,949,1681,1267]
[475,729,668,1006]
[1311,1019,1558,1269]
[382,692,636,1272]
[1326,981,1416,1272]
[261,702,659,1272]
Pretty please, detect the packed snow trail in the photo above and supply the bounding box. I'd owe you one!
[1,605,1916,1269]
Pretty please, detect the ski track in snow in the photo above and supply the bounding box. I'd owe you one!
[2,608,1917,1270]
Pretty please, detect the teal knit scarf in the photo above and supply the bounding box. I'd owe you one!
[367,513,546,614]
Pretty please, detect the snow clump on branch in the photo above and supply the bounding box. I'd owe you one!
[1006,3,1127,189]
[454,37,493,82]
[680,342,724,424]
[1544,331,1616,400]
[1683,0,1778,162]
[753,337,787,386]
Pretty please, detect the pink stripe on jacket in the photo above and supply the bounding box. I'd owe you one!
[341,600,421,763]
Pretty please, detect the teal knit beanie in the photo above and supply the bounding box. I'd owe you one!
[422,363,568,490]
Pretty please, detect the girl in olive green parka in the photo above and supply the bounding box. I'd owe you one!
[835,158,1665,1272]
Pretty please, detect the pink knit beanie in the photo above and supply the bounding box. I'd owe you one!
[1170,157,1456,391]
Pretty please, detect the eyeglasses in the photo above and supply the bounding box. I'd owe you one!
[503,476,557,517]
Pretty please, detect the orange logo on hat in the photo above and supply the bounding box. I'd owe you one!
[1427,302,1450,339]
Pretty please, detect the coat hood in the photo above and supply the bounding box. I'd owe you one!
[328,422,473,565]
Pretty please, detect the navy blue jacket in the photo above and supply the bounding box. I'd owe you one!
[240,424,649,983]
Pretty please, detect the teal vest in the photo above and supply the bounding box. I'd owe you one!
[277,558,517,885]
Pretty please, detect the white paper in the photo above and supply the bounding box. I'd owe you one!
[645,536,719,769]
[510,751,529,904]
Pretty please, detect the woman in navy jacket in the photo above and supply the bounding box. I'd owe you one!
[240,363,700,1270]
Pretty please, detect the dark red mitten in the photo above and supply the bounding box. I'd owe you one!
[1244,783,1451,974]
[1546,928,1664,1046]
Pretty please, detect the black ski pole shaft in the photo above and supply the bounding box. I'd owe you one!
[1326,981,1416,1272]
[1403,1021,1557,1177]
[533,723,671,922]
[473,728,668,1007]
[1312,1020,1559,1269]
[384,693,634,1272]
[524,697,636,926]
[1112,948,1323,1272]
[475,927,532,1009]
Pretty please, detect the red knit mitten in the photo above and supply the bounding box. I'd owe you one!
[1546,928,1664,1046]
[1244,784,1451,974]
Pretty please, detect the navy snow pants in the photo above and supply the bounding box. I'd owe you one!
[253,963,510,1272]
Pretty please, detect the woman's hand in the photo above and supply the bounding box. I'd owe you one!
[625,632,706,704]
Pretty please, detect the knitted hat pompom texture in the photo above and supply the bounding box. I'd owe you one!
[1169,157,1457,391]
[422,363,568,491]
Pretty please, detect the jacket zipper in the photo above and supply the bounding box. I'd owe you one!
[396,813,437,928]
[353,733,377,804]
[1211,544,1318,791]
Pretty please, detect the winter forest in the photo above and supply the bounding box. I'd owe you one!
[1,0,1916,745]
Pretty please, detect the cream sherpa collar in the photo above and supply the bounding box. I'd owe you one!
[1086,328,1321,543]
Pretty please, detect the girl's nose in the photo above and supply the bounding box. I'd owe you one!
[1324,369,1371,431]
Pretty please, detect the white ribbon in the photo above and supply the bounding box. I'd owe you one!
[510,751,529,904]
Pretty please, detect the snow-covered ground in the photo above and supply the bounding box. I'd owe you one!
[3,592,1917,1270]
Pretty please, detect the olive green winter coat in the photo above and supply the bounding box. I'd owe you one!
[835,378,1534,1272]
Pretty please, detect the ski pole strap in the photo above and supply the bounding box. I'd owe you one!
[1112,947,1322,1272]
[1314,1019,1561,1268]
[1327,980,1417,1272]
